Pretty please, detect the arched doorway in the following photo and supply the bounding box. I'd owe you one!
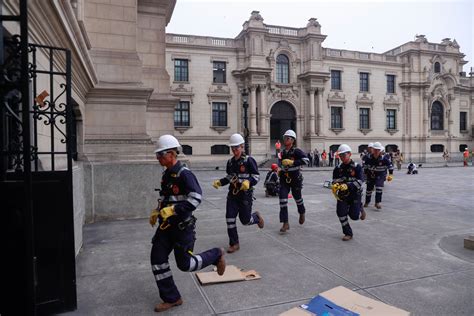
[270,101,296,145]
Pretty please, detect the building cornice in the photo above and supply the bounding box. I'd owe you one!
[323,56,401,68]
[87,85,153,106]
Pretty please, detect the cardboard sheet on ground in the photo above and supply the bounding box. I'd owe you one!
[195,265,260,285]
[280,286,409,316]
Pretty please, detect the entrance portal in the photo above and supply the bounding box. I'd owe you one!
[270,101,296,147]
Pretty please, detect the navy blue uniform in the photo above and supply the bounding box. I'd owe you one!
[264,170,279,196]
[218,154,260,246]
[364,154,394,204]
[333,160,363,237]
[279,147,309,223]
[151,161,221,303]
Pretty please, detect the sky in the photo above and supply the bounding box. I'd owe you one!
[167,0,473,72]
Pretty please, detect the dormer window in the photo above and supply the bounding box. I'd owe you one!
[434,62,441,73]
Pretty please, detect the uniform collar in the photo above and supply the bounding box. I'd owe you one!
[166,161,182,174]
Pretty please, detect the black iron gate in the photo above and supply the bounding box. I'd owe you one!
[1,1,77,314]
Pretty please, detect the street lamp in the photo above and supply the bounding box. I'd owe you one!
[241,89,250,154]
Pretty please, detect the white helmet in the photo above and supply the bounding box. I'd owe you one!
[154,135,181,153]
[368,143,374,148]
[283,129,296,139]
[338,144,352,154]
[373,142,384,150]
[229,133,245,146]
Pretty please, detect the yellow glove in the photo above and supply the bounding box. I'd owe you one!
[331,183,340,195]
[240,180,250,191]
[387,175,393,182]
[149,209,160,227]
[159,205,175,221]
[339,183,348,191]
[212,179,221,189]
[282,159,294,167]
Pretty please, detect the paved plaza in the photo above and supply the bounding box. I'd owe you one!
[68,166,474,315]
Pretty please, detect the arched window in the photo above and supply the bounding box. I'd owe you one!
[276,54,289,84]
[434,62,441,73]
[431,101,444,130]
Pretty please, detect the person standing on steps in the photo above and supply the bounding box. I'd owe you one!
[278,130,309,233]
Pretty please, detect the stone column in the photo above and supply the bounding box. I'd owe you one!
[259,85,267,135]
[250,86,257,136]
[308,88,316,135]
[317,88,324,135]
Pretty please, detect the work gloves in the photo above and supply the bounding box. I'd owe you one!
[149,209,160,227]
[149,205,175,227]
[331,183,349,201]
[240,180,250,191]
[281,159,294,167]
[159,205,175,221]
[212,179,221,189]
[387,175,393,182]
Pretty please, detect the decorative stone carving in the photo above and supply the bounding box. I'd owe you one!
[383,94,401,110]
[207,85,232,104]
[328,91,346,102]
[269,85,299,105]
[171,84,194,103]
[356,93,374,108]
[250,10,263,22]
[415,34,428,43]
[307,18,320,27]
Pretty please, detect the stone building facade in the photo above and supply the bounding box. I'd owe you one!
[2,0,177,251]
[166,11,473,163]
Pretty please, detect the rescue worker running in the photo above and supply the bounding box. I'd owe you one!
[212,133,264,253]
[149,135,225,313]
[363,142,394,209]
[278,130,310,233]
[332,144,366,241]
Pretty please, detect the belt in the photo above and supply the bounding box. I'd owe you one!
[178,215,196,230]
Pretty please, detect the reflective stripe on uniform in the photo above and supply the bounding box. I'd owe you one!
[189,256,197,271]
[188,192,202,200]
[195,255,203,270]
[154,270,173,281]
[353,180,362,190]
[176,166,189,177]
[295,198,304,205]
[187,197,200,207]
[167,195,187,202]
[152,263,170,271]
[227,224,237,229]
[226,218,236,223]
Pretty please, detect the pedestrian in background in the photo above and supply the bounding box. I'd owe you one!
[442,149,450,167]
